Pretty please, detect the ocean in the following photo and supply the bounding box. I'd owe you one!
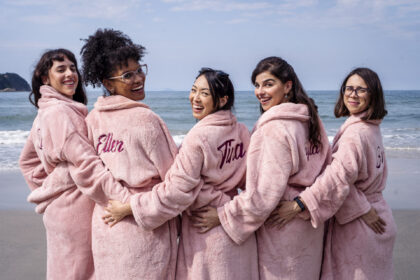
[1,90,420,170]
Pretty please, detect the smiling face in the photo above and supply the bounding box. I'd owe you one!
[43,55,78,97]
[189,75,216,120]
[254,71,292,111]
[104,59,145,101]
[343,74,371,115]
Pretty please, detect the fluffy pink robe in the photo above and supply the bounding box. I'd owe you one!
[130,110,259,280]
[85,95,179,280]
[19,85,131,280]
[300,113,396,279]
[217,103,331,280]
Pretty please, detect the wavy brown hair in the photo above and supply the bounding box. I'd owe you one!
[251,56,322,149]
[30,49,87,108]
[335,67,387,120]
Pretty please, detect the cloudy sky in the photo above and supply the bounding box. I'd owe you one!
[0,0,419,90]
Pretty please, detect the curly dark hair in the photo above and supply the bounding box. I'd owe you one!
[251,56,322,150]
[80,28,146,90]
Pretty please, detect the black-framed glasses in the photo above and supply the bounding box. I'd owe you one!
[342,86,368,97]
[108,64,148,84]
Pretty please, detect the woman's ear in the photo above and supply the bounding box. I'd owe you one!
[42,76,49,85]
[285,80,293,94]
[219,96,228,108]
[103,79,115,95]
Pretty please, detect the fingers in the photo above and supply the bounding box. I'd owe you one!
[102,213,112,219]
[367,220,385,234]
[378,216,387,226]
[192,206,212,213]
[375,220,386,234]
[197,225,212,234]
[266,215,283,227]
[190,211,206,219]
[189,215,206,224]
[109,219,119,228]
[276,219,288,230]
[103,216,114,225]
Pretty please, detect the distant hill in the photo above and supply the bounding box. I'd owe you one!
[0,73,31,92]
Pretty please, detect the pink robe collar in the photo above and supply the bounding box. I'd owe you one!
[194,110,237,129]
[333,112,382,145]
[38,85,87,116]
[94,95,150,111]
[254,102,310,131]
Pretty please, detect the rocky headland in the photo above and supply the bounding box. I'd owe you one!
[0,73,31,92]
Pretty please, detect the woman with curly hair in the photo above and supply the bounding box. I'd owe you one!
[80,28,179,280]
[19,48,131,280]
[191,56,331,279]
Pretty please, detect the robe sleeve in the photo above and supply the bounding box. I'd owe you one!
[19,131,47,191]
[299,136,370,227]
[43,109,131,206]
[130,133,204,231]
[218,126,294,245]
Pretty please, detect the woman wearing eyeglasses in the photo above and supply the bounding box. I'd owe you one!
[104,68,259,279]
[267,68,397,279]
[80,29,179,279]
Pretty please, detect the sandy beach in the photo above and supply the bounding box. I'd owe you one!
[1,159,419,279]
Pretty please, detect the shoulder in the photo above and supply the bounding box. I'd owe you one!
[256,118,294,139]
[341,121,375,144]
[41,104,85,128]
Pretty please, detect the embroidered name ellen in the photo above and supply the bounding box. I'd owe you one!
[96,133,124,154]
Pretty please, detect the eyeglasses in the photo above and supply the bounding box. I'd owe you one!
[108,64,148,83]
[342,86,368,97]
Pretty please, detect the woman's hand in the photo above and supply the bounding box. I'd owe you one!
[102,200,132,227]
[361,207,386,234]
[265,200,301,229]
[190,206,220,233]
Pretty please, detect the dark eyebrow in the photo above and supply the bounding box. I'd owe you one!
[56,63,75,68]
[262,79,275,83]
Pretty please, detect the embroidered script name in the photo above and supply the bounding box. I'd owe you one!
[96,133,124,154]
[376,146,384,168]
[36,128,43,150]
[305,144,320,160]
[217,139,246,169]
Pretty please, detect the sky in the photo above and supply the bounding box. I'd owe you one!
[0,0,419,91]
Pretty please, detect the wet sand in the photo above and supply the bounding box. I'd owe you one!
[1,159,419,279]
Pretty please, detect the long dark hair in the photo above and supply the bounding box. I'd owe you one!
[196,67,235,111]
[30,48,87,108]
[251,56,322,149]
[335,67,387,120]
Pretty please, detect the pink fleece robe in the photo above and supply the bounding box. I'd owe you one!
[19,85,131,280]
[85,95,179,280]
[300,114,396,279]
[130,110,259,280]
[217,103,331,280]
